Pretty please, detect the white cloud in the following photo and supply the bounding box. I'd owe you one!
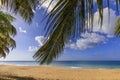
[67,8,118,50]
[28,36,47,52]
[35,36,46,46]
[28,8,118,51]
[37,0,57,12]
[28,46,38,52]
[67,32,106,50]
[93,8,118,37]
[19,27,27,33]
[38,3,117,37]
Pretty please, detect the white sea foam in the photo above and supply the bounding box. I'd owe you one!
[70,67,83,69]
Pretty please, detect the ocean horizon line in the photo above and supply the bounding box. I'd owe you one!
[1,60,120,62]
[0,61,120,69]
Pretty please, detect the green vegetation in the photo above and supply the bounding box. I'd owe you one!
[34,0,120,64]
[0,11,16,57]
[0,0,120,64]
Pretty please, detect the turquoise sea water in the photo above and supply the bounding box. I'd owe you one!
[0,61,120,69]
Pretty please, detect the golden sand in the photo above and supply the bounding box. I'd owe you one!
[0,65,120,80]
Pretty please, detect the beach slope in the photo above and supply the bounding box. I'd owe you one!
[0,65,120,80]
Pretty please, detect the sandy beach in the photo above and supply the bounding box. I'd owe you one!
[0,65,120,80]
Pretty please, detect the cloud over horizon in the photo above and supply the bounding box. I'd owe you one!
[67,32,106,50]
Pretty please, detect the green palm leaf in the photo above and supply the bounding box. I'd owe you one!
[0,11,16,57]
[34,0,96,64]
[0,0,37,23]
[115,18,120,36]
[34,0,120,64]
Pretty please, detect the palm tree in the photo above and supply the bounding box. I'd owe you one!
[0,0,120,64]
[33,0,120,64]
[0,11,16,57]
[0,0,37,57]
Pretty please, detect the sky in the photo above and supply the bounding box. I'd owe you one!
[0,0,120,61]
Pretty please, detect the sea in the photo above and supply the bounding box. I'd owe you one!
[0,61,120,69]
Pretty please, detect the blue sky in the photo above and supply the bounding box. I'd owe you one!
[1,0,120,61]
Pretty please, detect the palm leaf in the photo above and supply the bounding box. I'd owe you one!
[0,12,16,57]
[0,0,37,23]
[34,0,96,64]
[115,18,120,36]
[33,0,120,64]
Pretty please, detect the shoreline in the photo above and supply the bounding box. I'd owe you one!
[0,65,120,80]
[1,64,120,70]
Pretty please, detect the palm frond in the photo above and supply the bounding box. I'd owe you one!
[0,0,38,23]
[0,11,16,36]
[33,0,119,64]
[115,18,120,36]
[34,0,78,64]
[34,0,95,64]
[0,12,16,57]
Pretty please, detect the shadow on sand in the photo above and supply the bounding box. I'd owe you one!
[0,75,60,80]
